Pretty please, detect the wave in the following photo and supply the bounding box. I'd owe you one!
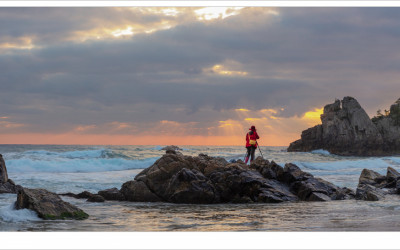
[6,157,159,173]
[8,148,133,160]
[294,157,400,175]
[0,204,40,222]
[311,149,331,155]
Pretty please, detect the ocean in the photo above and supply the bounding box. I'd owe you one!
[1,144,400,231]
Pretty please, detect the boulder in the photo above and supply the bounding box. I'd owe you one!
[166,168,217,204]
[87,194,105,203]
[76,191,94,199]
[358,169,386,186]
[356,184,386,201]
[288,96,400,156]
[98,188,125,201]
[120,180,162,202]
[386,167,400,183]
[15,188,88,220]
[0,154,22,194]
[0,154,9,183]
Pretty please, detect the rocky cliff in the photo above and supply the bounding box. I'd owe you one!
[288,96,400,156]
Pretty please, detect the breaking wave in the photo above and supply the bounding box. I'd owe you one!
[4,149,159,173]
[0,204,40,222]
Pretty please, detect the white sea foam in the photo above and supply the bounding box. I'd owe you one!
[0,204,40,222]
[6,156,159,173]
[311,149,331,155]
[294,157,400,175]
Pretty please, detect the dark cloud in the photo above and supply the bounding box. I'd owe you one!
[1,7,400,135]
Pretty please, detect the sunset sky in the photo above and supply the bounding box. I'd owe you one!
[1,7,400,146]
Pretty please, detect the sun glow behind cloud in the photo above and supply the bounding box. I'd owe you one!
[194,7,245,21]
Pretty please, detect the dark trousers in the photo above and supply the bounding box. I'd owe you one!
[246,146,256,161]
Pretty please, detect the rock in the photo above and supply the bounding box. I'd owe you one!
[336,187,356,200]
[308,192,332,202]
[119,152,349,204]
[279,163,313,184]
[120,180,162,202]
[250,157,282,180]
[98,188,125,201]
[387,167,400,182]
[59,192,79,198]
[76,191,94,199]
[0,154,9,183]
[358,169,385,186]
[166,168,217,204]
[0,182,22,194]
[60,191,106,202]
[161,145,182,151]
[289,177,339,201]
[15,188,88,220]
[0,154,20,194]
[356,184,386,201]
[288,96,400,156]
[87,194,105,203]
[396,180,400,194]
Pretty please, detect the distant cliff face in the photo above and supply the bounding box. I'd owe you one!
[288,97,400,156]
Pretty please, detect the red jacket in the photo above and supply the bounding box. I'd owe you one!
[246,130,259,148]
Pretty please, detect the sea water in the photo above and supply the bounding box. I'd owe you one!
[0,144,400,231]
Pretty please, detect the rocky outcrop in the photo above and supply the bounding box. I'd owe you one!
[15,188,89,220]
[355,167,400,201]
[0,154,22,194]
[161,145,182,151]
[113,151,353,204]
[98,188,125,201]
[60,191,105,203]
[288,96,400,156]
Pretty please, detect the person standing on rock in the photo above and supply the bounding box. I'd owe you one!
[245,125,259,164]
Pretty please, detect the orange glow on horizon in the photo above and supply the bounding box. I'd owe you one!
[0,133,290,146]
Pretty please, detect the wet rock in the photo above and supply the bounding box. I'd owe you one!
[356,184,386,201]
[250,157,283,180]
[166,168,217,204]
[359,169,386,186]
[87,194,105,203]
[386,167,400,183]
[15,188,88,220]
[59,192,79,198]
[279,163,313,184]
[308,192,332,202]
[0,155,21,194]
[118,152,350,204]
[120,180,162,202]
[288,96,400,156]
[98,188,125,201]
[0,154,9,183]
[336,187,356,200]
[76,191,94,199]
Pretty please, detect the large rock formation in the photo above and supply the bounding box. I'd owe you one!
[94,150,354,204]
[15,188,89,220]
[288,97,400,156]
[0,154,21,194]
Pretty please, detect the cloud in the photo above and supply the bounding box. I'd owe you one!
[1,7,400,144]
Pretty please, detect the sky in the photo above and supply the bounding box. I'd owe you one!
[1,7,400,146]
